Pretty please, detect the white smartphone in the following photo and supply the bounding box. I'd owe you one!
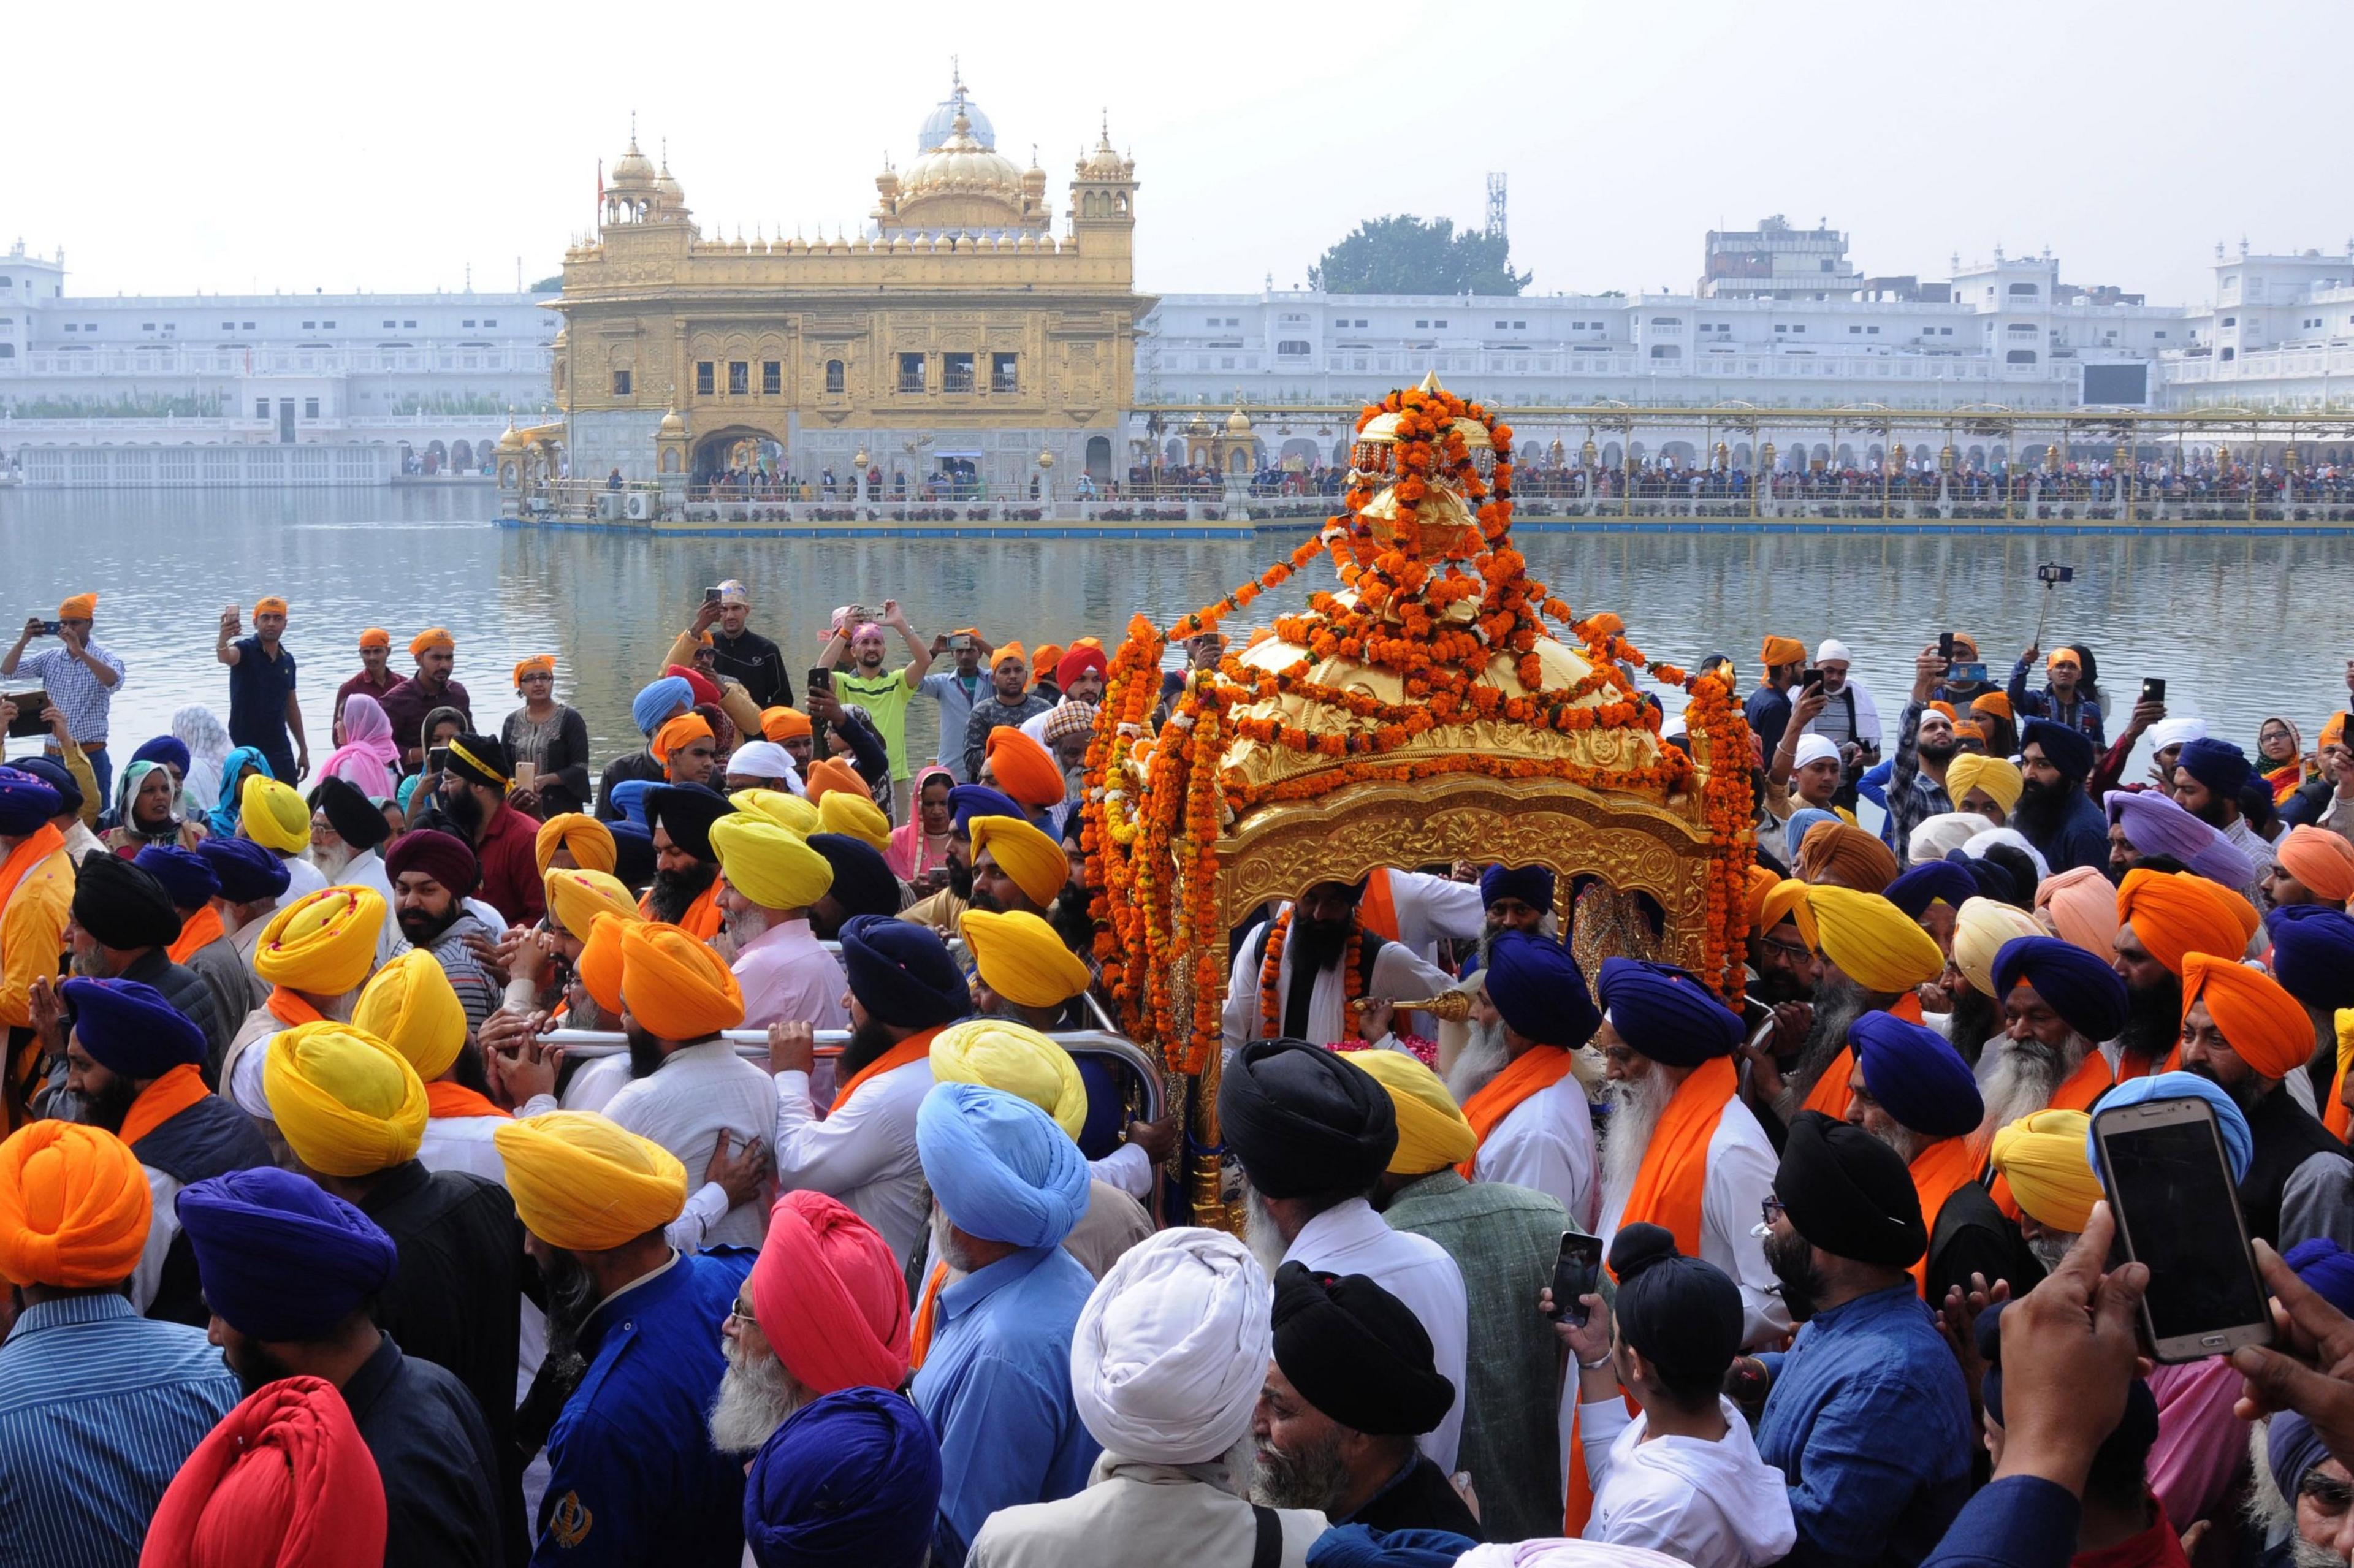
[2092,1094,2275,1364]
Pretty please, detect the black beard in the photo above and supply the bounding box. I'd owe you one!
[2181,1057,2258,1112]
[1789,970,1873,1098]
[2185,793,2230,830]
[397,903,460,948]
[1948,985,2004,1068]
[1753,956,1814,1005]
[83,1075,139,1135]
[647,862,718,924]
[623,1019,666,1080]
[1764,1225,1826,1323]
[442,786,486,836]
[1918,737,1959,766]
[229,1336,299,1396]
[1290,915,1355,974]
[837,1016,900,1079]
[538,1247,598,1398]
[967,882,1003,913]
[2013,777,2078,840]
[2119,975,2183,1064]
[947,858,975,900]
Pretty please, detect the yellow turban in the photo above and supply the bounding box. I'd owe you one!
[265,1022,428,1179]
[619,922,744,1039]
[240,773,310,854]
[1952,896,2044,997]
[961,910,1092,1008]
[493,1111,687,1252]
[1346,1049,1477,1175]
[0,1121,150,1288]
[545,869,641,943]
[1987,1110,2101,1233]
[535,813,617,876]
[817,791,891,852]
[929,1019,1086,1138]
[353,950,467,1081]
[253,887,387,997]
[971,815,1070,909]
[1945,753,2023,816]
[578,912,629,1016]
[1776,882,1946,994]
[731,788,821,837]
[709,816,834,911]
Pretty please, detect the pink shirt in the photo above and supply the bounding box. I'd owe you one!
[732,918,850,1030]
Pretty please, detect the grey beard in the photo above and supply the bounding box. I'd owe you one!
[2027,1231,2079,1274]
[2288,1540,2344,1568]
[1979,1035,2088,1137]
[1778,971,1874,1121]
[1864,1120,1932,1166]
[1601,1067,1675,1221]
[723,903,771,946]
[931,1206,980,1276]
[1243,1185,1290,1280]
[709,1331,809,1454]
[1250,1423,1352,1512]
[1446,1018,1510,1103]
[308,841,354,880]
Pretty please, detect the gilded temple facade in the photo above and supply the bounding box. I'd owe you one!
[550,79,1150,493]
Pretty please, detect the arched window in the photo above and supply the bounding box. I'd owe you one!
[1648,344,1680,360]
[2005,349,2038,365]
[825,359,845,394]
[1276,340,1312,356]
[2008,283,2040,298]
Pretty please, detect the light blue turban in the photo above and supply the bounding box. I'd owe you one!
[608,778,656,829]
[2087,1071,2252,1184]
[916,1083,1090,1249]
[632,676,695,738]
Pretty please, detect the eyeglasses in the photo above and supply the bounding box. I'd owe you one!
[727,1296,754,1325]
[1756,935,1813,965]
[1753,1197,1788,1239]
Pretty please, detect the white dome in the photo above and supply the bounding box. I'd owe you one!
[919,90,995,153]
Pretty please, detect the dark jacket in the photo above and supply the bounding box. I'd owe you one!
[594,750,665,823]
[2241,1084,2352,1247]
[120,948,230,1086]
[132,1093,272,1326]
[708,628,790,710]
[1336,1453,1484,1541]
[343,1331,503,1568]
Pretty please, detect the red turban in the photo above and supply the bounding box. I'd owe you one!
[2118,867,2259,976]
[142,1374,386,1568]
[986,727,1064,811]
[1055,644,1108,692]
[665,663,723,710]
[2184,954,2314,1080]
[750,1191,911,1396]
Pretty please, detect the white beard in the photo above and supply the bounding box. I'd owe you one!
[1600,1067,1675,1222]
[1243,1184,1290,1280]
[308,841,354,880]
[2026,1230,2078,1274]
[708,1331,809,1454]
[1447,1017,1510,1103]
[1978,1035,2089,1138]
[723,904,771,946]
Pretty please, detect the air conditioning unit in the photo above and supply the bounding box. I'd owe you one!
[624,492,652,521]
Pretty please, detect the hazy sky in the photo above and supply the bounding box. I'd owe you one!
[9,0,2344,311]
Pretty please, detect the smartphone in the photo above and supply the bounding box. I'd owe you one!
[426,745,451,777]
[1548,1232,1604,1328]
[1938,631,1956,663]
[806,666,832,696]
[3,694,47,739]
[705,586,723,604]
[949,633,975,652]
[512,761,538,790]
[1945,661,1989,685]
[2141,677,2167,706]
[2038,563,2076,585]
[2092,1094,2275,1363]
[1801,667,1824,690]
[37,621,59,638]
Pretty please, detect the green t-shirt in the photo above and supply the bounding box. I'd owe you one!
[834,667,919,777]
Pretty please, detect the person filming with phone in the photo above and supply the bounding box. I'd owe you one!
[670,579,790,710]
[6,592,125,800]
[2009,642,2107,748]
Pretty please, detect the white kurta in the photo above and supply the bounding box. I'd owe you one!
[601,1040,782,1250]
[771,1056,935,1266]
[1282,1197,1469,1474]
[417,1114,510,1184]
[329,851,409,966]
[1220,907,1458,1060]
[277,853,327,902]
[731,918,850,1030]
[1472,1073,1601,1232]
[1596,1094,1788,1351]
[1575,1394,1798,1568]
[1377,869,1488,964]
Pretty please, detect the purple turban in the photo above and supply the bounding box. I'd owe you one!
[175,1168,398,1342]
[1990,934,2130,1044]
[1596,957,1740,1067]
[197,835,291,904]
[134,845,221,911]
[0,767,63,835]
[61,977,206,1080]
[2176,738,2253,797]
[1853,1011,1983,1138]
[1484,931,1599,1048]
[2105,790,2255,889]
[1886,860,1976,920]
[744,1388,940,1568]
[2264,905,2354,1014]
[948,785,1024,834]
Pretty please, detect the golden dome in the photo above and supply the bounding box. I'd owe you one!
[610,135,657,190]
[657,407,686,438]
[1224,403,1253,435]
[899,110,1024,205]
[1080,116,1129,180]
[653,158,686,209]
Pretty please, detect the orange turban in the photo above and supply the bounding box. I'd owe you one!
[1746,863,1783,934]
[986,727,1065,811]
[992,641,1028,669]
[2119,868,2259,976]
[2277,826,2354,905]
[577,912,629,1016]
[1952,721,1987,743]
[1971,691,2014,721]
[2047,648,2084,672]
[2184,954,2314,1080]
[57,593,96,620]
[0,1121,150,1288]
[2036,865,2120,957]
[357,627,391,651]
[253,596,288,618]
[1031,644,1065,686]
[1928,701,1958,721]
[802,758,866,804]
[1761,635,1806,668]
[512,655,555,688]
[1794,821,1899,894]
[534,813,617,876]
[619,921,744,1040]
[760,706,812,743]
[651,713,714,765]
[1951,633,1980,660]
[970,815,1070,909]
[2324,712,2348,752]
[408,627,454,658]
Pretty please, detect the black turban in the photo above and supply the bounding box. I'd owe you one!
[444,733,513,791]
[1271,1262,1454,1437]
[71,851,181,951]
[1944,849,2017,908]
[807,834,901,919]
[1218,1038,1397,1199]
[646,783,733,864]
[2022,718,2094,782]
[1607,1223,1743,1388]
[1776,1110,1927,1269]
[310,777,388,852]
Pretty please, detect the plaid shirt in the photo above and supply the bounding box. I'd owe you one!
[1887,699,1952,867]
[13,641,124,744]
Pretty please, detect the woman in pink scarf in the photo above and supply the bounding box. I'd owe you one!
[886,766,956,886]
[320,692,401,800]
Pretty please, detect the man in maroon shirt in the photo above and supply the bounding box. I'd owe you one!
[330,626,403,745]
[379,627,473,766]
[435,731,543,927]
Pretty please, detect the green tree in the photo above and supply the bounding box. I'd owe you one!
[1308,215,1529,296]
[528,274,563,293]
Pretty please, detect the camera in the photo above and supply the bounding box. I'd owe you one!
[2038,563,2074,585]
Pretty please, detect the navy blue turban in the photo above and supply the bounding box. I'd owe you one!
[2021,718,2095,782]
[1945,848,2019,908]
[1608,1222,1745,1387]
[7,757,80,817]
[1479,863,1555,914]
[1886,860,1976,921]
[1484,930,1599,1048]
[2176,738,2253,798]
[1853,1010,1983,1138]
[175,1167,398,1342]
[1306,1528,1482,1568]
[646,783,733,863]
[0,768,63,835]
[61,977,205,1081]
[838,914,967,1029]
[948,784,1024,835]
[808,835,900,919]
[1991,934,2130,1044]
[1219,1038,1398,1199]
[2270,1412,2333,1502]
[2264,905,2354,1014]
[198,835,291,904]
[131,736,192,776]
[609,822,657,889]
[2286,1238,2354,1319]
[134,845,221,911]
[745,1387,941,1568]
[1596,957,1740,1067]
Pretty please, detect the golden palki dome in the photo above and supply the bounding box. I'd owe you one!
[609,136,657,191]
[900,108,1025,205]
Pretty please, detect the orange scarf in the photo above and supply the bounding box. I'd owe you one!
[1800,994,1925,1121]
[266,988,326,1029]
[2051,1049,2114,1111]
[910,1260,950,1369]
[1617,1056,1737,1258]
[641,880,726,942]
[828,1024,945,1117]
[0,824,63,911]
[424,1081,511,1121]
[166,905,225,966]
[1358,867,1400,944]
[1906,1135,1987,1294]
[120,1063,210,1150]
[1456,1045,1575,1179]
[2116,1046,2178,1083]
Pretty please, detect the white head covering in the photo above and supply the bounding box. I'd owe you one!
[2149,717,2207,753]
[1792,734,1841,770]
[1909,811,1985,864]
[1815,639,1854,667]
[1069,1227,1271,1466]
[725,740,801,790]
[1965,826,2052,885]
[1458,1542,1693,1568]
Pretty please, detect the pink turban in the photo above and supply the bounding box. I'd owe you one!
[749,1190,910,1396]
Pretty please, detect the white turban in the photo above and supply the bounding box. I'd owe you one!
[1069,1227,1271,1466]
[1965,826,2051,884]
[1909,811,1984,864]
[2148,717,2207,753]
[1816,639,1854,666]
[1792,734,1840,771]
[726,740,802,791]
[1459,1543,1696,1568]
